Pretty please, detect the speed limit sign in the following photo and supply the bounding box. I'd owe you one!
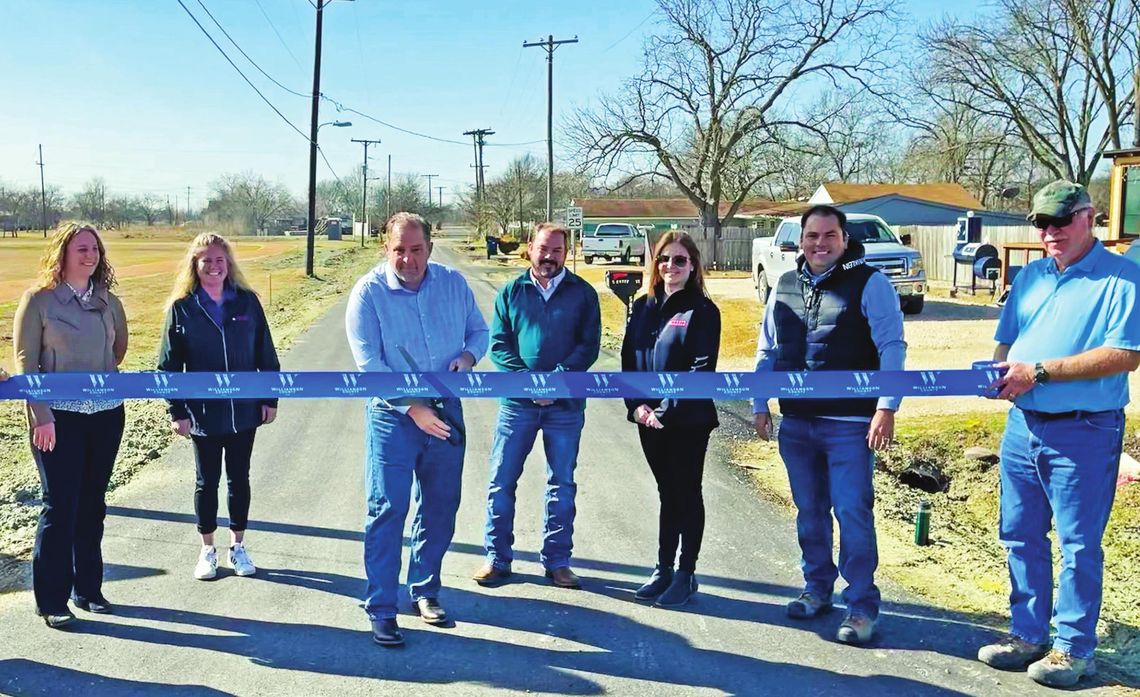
[566,206,583,230]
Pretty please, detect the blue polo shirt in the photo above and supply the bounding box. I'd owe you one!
[995,240,1140,412]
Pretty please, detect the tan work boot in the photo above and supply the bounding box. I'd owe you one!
[977,634,1050,670]
[1028,649,1097,688]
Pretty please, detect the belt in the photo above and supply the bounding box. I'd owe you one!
[1020,408,1120,421]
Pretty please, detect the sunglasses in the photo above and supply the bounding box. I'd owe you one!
[1031,212,1077,230]
[656,254,689,267]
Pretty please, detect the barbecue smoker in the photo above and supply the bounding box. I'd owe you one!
[950,212,1000,297]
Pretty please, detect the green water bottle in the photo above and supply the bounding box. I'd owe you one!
[914,500,932,546]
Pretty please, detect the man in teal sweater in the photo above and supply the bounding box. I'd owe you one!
[473,222,601,589]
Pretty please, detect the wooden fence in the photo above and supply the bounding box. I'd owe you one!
[897,225,1110,282]
[667,226,771,271]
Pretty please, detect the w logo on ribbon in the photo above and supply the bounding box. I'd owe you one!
[723,374,741,387]
[593,374,610,388]
[531,374,548,387]
[279,374,297,387]
[404,374,421,387]
[25,375,44,388]
[153,374,170,388]
[920,371,939,386]
[215,374,233,387]
[985,370,1002,383]
[852,372,873,387]
[89,374,106,388]
[467,374,484,387]
[787,373,806,387]
[658,374,675,387]
[342,373,359,387]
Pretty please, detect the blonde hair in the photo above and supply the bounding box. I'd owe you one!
[35,222,116,290]
[168,232,254,307]
[647,231,708,297]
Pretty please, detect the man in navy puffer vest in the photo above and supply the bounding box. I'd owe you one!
[752,204,906,645]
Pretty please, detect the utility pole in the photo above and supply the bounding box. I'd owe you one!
[463,128,494,203]
[422,174,438,207]
[436,186,444,209]
[36,144,47,237]
[304,0,352,275]
[186,186,192,221]
[386,154,392,222]
[524,34,577,221]
[352,138,381,248]
[516,166,524,237]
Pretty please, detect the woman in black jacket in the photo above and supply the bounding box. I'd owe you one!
[157,233,279,581]
[621,231,721,608]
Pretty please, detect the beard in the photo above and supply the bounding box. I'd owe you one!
[533,258,563,278]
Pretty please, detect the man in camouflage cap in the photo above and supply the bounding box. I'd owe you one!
[978,180,1140,687]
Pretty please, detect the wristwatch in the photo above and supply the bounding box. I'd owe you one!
[1033,362,1051,384]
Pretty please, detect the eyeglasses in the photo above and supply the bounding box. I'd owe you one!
[656,254,689,267]
[1032,212,1076,230]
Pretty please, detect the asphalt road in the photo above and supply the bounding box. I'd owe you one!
[0,236,1108,696]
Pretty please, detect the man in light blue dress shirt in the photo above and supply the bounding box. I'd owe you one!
[752,205,906,646]
[977,181,1140,687]
[345,212,489,647]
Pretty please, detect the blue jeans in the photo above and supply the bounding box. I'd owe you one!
[484,403,586,571]
[363,399,464,620]
[999,407,1123,659]
[777,415,880,617]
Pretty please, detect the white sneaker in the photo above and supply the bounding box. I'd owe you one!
[194,546,218,580]
[229,544,256,577]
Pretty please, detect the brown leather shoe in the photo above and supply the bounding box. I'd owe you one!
[545,566,582,589]
[472,563,512,587]
[414,598,450,626]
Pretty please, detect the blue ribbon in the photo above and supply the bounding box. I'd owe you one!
[0,368,1003,401]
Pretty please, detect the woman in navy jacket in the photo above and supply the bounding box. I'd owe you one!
[157,233,279,581]
[621,231,721,608]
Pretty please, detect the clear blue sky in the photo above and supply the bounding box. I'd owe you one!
[0,0,979,210]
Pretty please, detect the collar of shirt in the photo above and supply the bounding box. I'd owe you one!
[195,284,236,305]
[52,281,108,309]
[528,267,566,298]
[383,262,431,293]
[1047,238,1105,276]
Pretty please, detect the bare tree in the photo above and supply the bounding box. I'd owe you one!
[922,0,1137,185]
[566,0,900,234]
[72,178,107,224]
[207,172,298,233]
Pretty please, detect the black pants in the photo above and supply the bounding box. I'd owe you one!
[32,406,125,612]
[637,425,711,573]
[191,429,257,535]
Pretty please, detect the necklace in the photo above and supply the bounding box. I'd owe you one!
[64,280,94,303]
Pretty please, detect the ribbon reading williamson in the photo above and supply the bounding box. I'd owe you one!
[0,368,1003,401]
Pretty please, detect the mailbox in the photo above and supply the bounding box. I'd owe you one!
[606,270,643,319]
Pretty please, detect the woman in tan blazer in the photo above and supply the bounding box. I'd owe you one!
[13,222,128,629]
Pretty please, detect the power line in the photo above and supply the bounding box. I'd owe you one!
[175,0,310,142]
[251,0,305,73]
[324,97,543,148]
[195,0,311,98]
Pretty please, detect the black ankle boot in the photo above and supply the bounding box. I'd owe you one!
[654,569,697,608]
[634,565,673,601]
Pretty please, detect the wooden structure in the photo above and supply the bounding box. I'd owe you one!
[1103,147,1140,252]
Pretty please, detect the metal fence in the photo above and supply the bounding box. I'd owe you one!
[897,225,1110,282]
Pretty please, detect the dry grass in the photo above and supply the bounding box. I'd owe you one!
[729,412,1140,684]
[0,231,383,560]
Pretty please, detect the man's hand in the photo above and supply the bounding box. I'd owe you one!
[171,419,191,438]
[635,404,664,429]
[754,413,772,441]
[408,404,452,440]
[261,405,277,425]
[32,422,56,452]
[993,361,1036,401]
[867,409,895,451]
[448,351,476,372]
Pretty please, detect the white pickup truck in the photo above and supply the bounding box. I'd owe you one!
[751,213,928,314]
[582,222,648,265]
